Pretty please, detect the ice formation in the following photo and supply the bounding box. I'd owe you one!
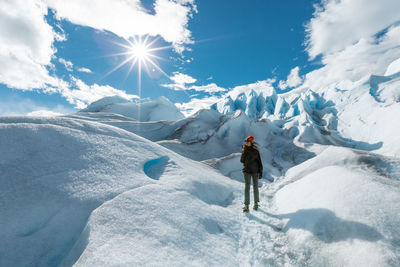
[1,60,400,266]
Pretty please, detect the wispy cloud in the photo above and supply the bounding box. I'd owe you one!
[76,67,93,73]
[162,82,227,93]
[58,58,73,72]
[162,72,227,93]
[188,83,227,93]
[170,72,197,85]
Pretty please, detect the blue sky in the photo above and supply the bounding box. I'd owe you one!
[1,0,400,115]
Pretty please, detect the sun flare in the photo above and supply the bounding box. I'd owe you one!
[104,35,171,96]
[129,43,150,61]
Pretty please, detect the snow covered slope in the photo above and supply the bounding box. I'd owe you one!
[75,59,400,166]
[3,58,400,266]
[0,116,242,266]
[273,146,400,266]
[331,73,400,157]
[2,114,399,266]
[81,95,184,122]
[73,107,315,181]
[75,73,398,182]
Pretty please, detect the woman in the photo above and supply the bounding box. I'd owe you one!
[240,136,263,212]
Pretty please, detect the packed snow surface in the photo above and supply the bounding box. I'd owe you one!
[0,116,241,266]
[2,64,400,266]
[274,147,400,266]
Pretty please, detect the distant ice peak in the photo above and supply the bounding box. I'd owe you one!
[80,95,184,121]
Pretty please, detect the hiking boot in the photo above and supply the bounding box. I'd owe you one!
[253,203,259,210]
[243,205,249,213]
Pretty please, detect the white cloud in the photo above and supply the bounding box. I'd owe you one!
[170,72,197,85]
[303,24,400,90]
[306,0,400,59]
[277,81,286,90]
[45,0,197,53]
[162,72,227,93]
[162,82,227,93]
[76,67,93,73]
[0,0,60,89]
[0,0,149,110]
[0,95,73,116]
[176,96,220,117]
[278,67,303,90]
[188,83,227,93]
[301,0,400,90]
[58,58,73,71]
[60,77,139,109]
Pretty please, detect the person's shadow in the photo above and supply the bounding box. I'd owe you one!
[258,208,384,243]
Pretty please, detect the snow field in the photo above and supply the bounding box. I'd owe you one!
[273,147,400,266]
[0,116,243,266]
[2,59,400,266]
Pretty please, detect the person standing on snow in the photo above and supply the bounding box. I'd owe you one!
[240,136,263,212]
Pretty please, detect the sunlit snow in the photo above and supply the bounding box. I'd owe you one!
[1,59,400,266]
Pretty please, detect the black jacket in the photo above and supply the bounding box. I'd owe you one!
[240,145,263,175]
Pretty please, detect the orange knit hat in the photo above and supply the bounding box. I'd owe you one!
[245,136,255,143]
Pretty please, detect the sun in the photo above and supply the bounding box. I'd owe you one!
[104,35,171,96]
[102,35,172,125]
[129,43,150,61]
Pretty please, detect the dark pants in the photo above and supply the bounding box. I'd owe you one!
[243,172,259,205]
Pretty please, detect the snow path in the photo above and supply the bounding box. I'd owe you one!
[266,148,400,266]
[234,180,294,266]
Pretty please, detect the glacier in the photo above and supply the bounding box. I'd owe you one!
[1,59,400,266]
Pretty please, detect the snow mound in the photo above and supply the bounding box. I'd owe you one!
[82,95,184,122]
[385,57,400,76]
[81,95,131,112]
[75,94,357,181]
[324,74,400,156]
[169,109,223,144]
[0,116,241,266]
[63,184,238,266]
[274,147,400,266]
